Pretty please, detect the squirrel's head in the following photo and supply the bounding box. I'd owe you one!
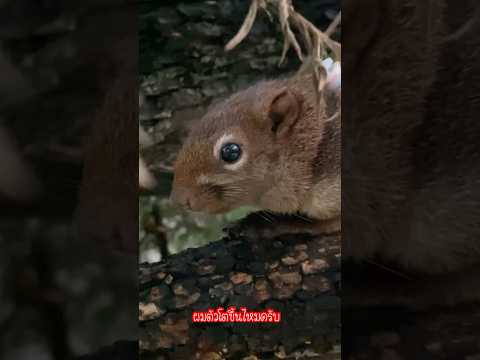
[171,62,340,215]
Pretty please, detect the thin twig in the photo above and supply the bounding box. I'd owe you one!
[325,11,341,37]
[225,0,261,51]
[224,0,341,101]
[278,0,303,64]
[225,0,341,60]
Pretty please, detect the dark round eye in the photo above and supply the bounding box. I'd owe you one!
[220,143,242,163]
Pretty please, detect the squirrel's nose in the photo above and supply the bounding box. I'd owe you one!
[170,187,193,210]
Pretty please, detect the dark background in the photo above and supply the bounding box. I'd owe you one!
[0,1,138,359]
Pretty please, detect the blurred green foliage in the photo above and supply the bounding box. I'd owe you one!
[139,195,254,262]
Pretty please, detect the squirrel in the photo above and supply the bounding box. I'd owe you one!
[170,58,341,235]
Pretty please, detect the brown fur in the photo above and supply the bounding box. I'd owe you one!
[171,72,340,226]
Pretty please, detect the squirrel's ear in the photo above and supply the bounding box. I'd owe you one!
[268,87,300,137]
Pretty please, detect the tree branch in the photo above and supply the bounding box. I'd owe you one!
[139,215,341,359]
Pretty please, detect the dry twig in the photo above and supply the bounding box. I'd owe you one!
[225,0,341,96]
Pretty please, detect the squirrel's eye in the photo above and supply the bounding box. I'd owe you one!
[220,143,242,163]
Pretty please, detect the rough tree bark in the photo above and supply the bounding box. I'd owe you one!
[139,215,341,359]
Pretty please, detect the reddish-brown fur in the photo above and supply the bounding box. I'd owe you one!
[171,72,340,226]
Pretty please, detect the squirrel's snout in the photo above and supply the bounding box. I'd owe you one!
[170,186,195,211]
